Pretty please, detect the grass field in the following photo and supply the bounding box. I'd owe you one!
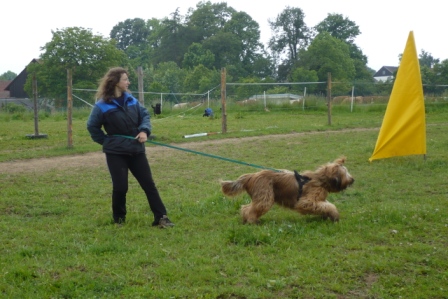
[0,102,447,298]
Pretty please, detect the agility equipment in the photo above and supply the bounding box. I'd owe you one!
[369,31,426,161]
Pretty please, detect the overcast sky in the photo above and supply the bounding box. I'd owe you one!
[1,0,446,76]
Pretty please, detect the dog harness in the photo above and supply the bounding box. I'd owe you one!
[294,170,311,200]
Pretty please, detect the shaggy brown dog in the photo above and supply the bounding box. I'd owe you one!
[220,156,354,224]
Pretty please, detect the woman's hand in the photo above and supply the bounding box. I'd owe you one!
[135,132,148,143]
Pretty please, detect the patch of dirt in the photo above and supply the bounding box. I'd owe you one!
[0,128,376,174]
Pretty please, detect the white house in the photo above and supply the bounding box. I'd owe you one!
[373,66,398,82]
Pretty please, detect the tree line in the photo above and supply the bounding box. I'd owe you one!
[1,1,446,106]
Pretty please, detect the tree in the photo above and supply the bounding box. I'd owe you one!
[420,65,438,94]
[314,13,360,44]
[183,64,220,94]
[147,61,187,100]
[298,32,355,93]
[151,9,195,66]
[315,14,372,83]
[348,44,373,81]
[110,18,150,51]
[108,2,271,82]
[433,60,448,83]
[124,44,153,70]
[185,2,265,80]
[26,27,127,107]
[202,31,242,70]
[186,1,234,40]
[419,50,439,68]
[182,43,215,69]
[268,7,310,65]
[289,67,319,93]
[0,71,17,80]
[432,59,448,96]
[110,18,153,69]
[222,11,266,76]
[412,51,445,95]
[146,18,164,49]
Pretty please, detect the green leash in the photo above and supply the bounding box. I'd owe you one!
[115,134,280,172]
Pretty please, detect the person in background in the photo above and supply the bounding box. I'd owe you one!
[203,107,213,117]
[86,67,174,228]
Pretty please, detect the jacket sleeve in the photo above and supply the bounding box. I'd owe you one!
[138,103,152,135]
[86,105,106,145]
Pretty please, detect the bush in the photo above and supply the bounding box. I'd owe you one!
[1,103,27,113]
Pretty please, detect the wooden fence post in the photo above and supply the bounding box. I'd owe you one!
[67,68,73,148]
[32,73,39,136]
[137,66,144,106]
[26,73,47,139]
[327,72,332,126]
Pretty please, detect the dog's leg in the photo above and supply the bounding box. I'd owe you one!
[241,188,275,224]
[241,204,259,224]
[316,201,339,222]
[241,201,274,224]
[295,199,339,222]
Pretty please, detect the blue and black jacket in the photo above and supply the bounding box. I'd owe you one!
[87,92,151,155]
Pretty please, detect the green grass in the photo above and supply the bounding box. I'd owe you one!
[0,103,447,298]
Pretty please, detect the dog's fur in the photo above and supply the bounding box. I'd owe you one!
[220,156,354,224]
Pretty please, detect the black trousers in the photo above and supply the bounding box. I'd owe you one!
[105,153,167,223]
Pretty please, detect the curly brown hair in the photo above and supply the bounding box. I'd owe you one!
[95,67,129,103]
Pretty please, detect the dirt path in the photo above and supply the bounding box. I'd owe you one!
[0,128,377,174]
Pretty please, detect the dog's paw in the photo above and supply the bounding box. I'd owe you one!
[322,214,339,222]
[242,218,261,225]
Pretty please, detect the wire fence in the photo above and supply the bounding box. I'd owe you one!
[2,81,448,114]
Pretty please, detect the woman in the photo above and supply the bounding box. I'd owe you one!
[87,67,174,228]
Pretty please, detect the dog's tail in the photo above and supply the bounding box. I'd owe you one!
[220,174,252,197]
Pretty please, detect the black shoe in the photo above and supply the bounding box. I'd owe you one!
[114,217,126,224]
[152,215,174,228]
[114,217,125,225]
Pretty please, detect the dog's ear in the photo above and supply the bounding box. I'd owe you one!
[334,156,346,165]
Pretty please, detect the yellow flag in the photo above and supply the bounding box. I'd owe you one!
[369,31,426,161]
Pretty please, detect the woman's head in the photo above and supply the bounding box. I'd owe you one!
[96,67,129,102]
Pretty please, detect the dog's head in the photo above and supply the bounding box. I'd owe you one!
[316,156,354,192]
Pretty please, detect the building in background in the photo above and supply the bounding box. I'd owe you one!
[373,66,398,82]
